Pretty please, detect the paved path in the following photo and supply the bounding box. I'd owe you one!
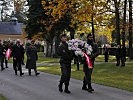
[0,64,132,100]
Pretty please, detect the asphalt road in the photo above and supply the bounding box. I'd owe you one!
[0,64,132,100]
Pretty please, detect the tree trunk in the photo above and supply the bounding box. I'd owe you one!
[91,15,95,42]
[114,0,121,45]
[91,0,95,42]
[46,42,53,57]
[122,0,127,47]
[54,35,60,58]
[129,0,133,59]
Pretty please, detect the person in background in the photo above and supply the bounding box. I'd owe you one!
[104,44,109,62]
[26,40,40,76]
[12,39,24,76]
[57,34,73,94]
[121,46,126,66]
[116,45,121,66]
[0,40,5,71]
[21,43,25,65]
[3,41,9,68]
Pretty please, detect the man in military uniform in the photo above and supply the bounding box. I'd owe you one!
[82,34,99,92]
[57,34,73,94]
[0,40,5,71]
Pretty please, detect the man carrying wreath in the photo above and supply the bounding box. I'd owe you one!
[82,33,99,92]
[57,34,74,94]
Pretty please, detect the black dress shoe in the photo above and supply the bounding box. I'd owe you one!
[88,88,93,93]
[90,88,94,91]
[82,86,88,91]
[64,90,71,94]
[1,68,5,71]
[36,73,40,76]
[6,66,8,68]
[20,73,24,76]
[58,85,63,92]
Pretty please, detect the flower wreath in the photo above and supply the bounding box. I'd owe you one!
[67,39,93,68]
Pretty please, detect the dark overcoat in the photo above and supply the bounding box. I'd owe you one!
[12,44,24,60]
[26,45,38,69]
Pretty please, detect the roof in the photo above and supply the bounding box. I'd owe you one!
[0,22,23,35]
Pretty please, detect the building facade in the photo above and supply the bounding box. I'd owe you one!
[0,20,26,43]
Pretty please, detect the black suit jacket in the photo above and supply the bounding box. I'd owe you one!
[12,44,25,59]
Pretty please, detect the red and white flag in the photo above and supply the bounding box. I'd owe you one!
[83,52,93,69]
[5,49,12,60]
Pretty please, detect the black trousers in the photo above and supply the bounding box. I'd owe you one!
[121,57,126,66]
[116,57,120,66]
[13,58,22,75]
[83,61,94,85]
[105,54,109,62]
[28,68,37,75]
[60,63,71,85]
[0,56,4,70]
[4,56,8,67]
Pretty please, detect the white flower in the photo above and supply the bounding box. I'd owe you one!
[67,39,93,57]
[86,50,91,55]
[68,47,72,50]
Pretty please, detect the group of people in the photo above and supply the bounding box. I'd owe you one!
[103,44,126,66]
[1,34,126,94]
[116,45,126,67]
[57,33,99,94]
[0,39,40,76]
[0,40,11,70]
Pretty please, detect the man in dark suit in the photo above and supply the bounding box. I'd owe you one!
[0,40,5,71]
[12,39,24,76]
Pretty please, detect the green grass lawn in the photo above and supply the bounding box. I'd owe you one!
[38,62,133,92]
[37,52,59,63]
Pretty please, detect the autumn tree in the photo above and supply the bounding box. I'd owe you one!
[41,0,74,56]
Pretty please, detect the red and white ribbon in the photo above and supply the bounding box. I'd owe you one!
[83,52,93,69]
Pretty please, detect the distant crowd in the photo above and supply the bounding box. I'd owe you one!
[0,39,40,76]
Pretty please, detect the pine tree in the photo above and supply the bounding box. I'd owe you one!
[25,0,47,39]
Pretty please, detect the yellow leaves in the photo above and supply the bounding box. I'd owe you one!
[32,32,44,40]
[14,0,25,12]
[41,1,46,6]
[97,26,114,43]
[95,16,103,23]
[40,0,113,35]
